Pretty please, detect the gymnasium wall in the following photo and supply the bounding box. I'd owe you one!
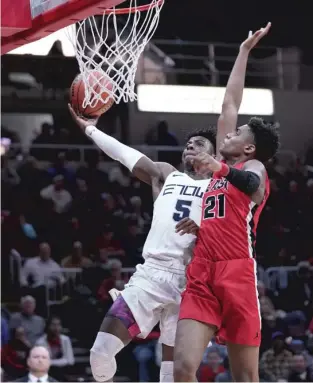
[128,90,313,153]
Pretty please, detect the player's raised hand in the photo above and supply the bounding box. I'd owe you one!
[191,152,222,175]
[240,22,271,52]
[175,217,199,236]
[68,103,99,133]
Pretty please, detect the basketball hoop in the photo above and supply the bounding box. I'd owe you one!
[67,0,164,108]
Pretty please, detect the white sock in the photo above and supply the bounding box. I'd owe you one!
[160,361,174,382]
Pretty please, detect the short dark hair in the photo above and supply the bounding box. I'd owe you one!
[248,117,280,162]
[186,126,217,151]
[26,345,49,360]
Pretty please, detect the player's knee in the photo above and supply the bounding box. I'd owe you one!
[90,349,116,382]
[90,332,124,382]
[173,358,196,382]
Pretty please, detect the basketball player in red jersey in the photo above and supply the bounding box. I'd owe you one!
[173,22,280,382]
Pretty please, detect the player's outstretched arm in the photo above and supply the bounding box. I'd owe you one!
[216,22,271,159]
[68,104,175,185]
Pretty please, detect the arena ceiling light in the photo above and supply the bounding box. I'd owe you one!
[137,84,274,115]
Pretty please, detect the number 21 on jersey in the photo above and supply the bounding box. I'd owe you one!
[203,193,226,219]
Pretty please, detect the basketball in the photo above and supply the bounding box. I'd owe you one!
[70,71,114,118]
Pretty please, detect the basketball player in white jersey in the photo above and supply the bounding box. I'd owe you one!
[68,104,216,382]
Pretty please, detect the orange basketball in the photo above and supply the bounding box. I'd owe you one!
[70,71,114,118]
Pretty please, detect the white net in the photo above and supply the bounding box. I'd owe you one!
[67,0,164,108]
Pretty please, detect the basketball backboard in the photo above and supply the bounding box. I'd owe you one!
[1,0,126,54]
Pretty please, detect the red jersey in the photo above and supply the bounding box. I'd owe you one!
[195,162,270,261]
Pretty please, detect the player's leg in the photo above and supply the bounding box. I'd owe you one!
[160,344,174,382]
[216,258,261,382]
[174,319,216,381]
[226,343,259,382]
[90,295,135,382]
[91,265,161,382]
[159,302,179,382]
[173,258,221,381]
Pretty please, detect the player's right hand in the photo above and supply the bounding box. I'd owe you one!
[175,217,199,236]
[68,103,99,133]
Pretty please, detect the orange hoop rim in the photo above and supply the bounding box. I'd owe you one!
[103,0,164,15]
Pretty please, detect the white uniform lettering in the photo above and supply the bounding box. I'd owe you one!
[142,171,210,270]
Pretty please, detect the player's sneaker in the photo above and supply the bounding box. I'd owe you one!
[109,288,122,301]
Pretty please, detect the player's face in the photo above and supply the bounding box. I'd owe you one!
[219,124,256,159]
[182,136,214,169]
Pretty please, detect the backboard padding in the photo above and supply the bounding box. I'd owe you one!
[1,0,126,54]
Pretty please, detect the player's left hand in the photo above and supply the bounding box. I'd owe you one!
[175,217,199,236]
[191,153,222,175]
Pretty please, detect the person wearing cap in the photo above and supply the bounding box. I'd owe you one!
[259,331,293,381]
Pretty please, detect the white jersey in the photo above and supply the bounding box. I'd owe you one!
[142,170,210,270]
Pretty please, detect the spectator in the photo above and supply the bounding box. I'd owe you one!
[33,123,56,145]
[36,316,74,381]
[1,155,20,185]
[202,340,228,363]
[16,156,44,196]
[79,248,111,296]
[197,348,225,382]
[20,243,65,290]
[61,241,93,268]
[97,259,126,303]
[285,311,308,341]
[97,248,111,270]
[96,224,125,258]
[145,120,178,146]
[1,327,31,379]
[9,296,45,346]
[122,219,145,266]
[46,152,75,181]
[108,163,131,187]
[2,316,10,346]
[133,339,158,382]
[288,339,313,368]
[215,356,232,382]
[258,280,276,318]
[260,331,293,381]
[261,313,288,354]
[40,175,72,214]
[14,345,57,382]
[288,353,313,382]
[20,244,65,316]
[126,196,151,233]
[283,262,313,316]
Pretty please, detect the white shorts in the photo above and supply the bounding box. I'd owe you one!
[121,261,186,347]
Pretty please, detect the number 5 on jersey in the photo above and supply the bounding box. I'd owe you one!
[173,199,192,222]
[204,194,226,219]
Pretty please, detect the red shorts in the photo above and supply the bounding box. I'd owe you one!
[179,257,261,346]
